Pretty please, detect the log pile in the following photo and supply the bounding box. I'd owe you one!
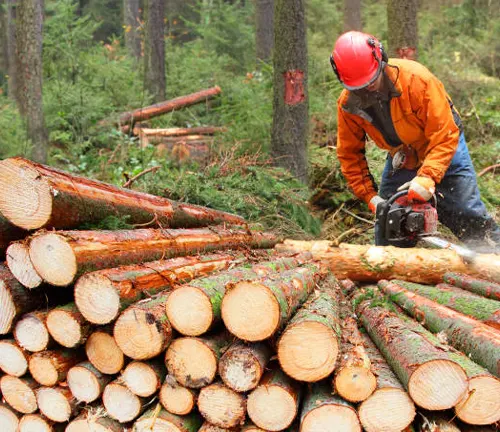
[0,160,499,431]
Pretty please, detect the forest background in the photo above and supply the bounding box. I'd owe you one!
[0,0,498,243]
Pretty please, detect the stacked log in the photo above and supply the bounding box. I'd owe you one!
[443,272,500,300]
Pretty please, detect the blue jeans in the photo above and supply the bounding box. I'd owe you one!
[375,133,500,248]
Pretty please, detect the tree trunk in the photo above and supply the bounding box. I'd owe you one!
[67,361,112,403]
[0,156,246,231]
[255,0,274,64]
[113,294,173,360]
[0,215,26,261]
[379,280,500,377]
[134,407,203,432]
[14,310,53,352]
[165,332,233,388]
[0,339,29,377]
[5,0,19,103]
[103,380,145,423]
[443,272,500,301]
[16,0,48,162]
[276,240,500,284]
[198,382,247,428]
[300,381,361,432]
[219,341,272,392]
[36,386,78,422]
[29,227,275,286]
[66,409,123,432]
[123,0,141,59]
[46,303,92,348]
[387,0,419,60]
[143,0,165,103]
[343,0,362,32]
[271,0,308,182]
[85,327,125,375]
[278,274,341,382]
[28,348,85,386]
[358,333,416,432]
[0,403,19,431]
[0,375,39,414]
[333,302,376,402]
[394,280,500,330]
[222,264,320,341]
[166,255,304,336]
[357,298,469,410]
[247,367,301,431]
[122,360,166,397]
[6,241,42,289]
[135,125,226,137]
[0,263,45,334]
[159,376,198,415]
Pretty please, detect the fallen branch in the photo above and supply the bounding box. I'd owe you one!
[123,166,161,188]
[478,163,500,177]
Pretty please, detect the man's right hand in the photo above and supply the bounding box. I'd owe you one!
[368,195,385,214]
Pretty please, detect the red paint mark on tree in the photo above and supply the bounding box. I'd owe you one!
[284,70,305,105]
[396,47,417,60]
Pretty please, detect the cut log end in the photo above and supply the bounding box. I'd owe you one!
[86,331,124,375]
[198,383,246,428]
[67,364,105,403]
[0,403,19,432]
[358,388,416,432]
[247,385,297,431]
[29,355,59,386]
[37,387,75,423]
[6,243,43,289]
[278,321,339,382]
[0,158,52,230]
[199,422,238,431]
[18,414,53,432]
[122,361,161,397]
[455,375,500,425]
[219,349,264,392]
[166,286,213,336]
[75,273,120,324]
[0,340,28,377]
[301,404,361,432]
[46,309,85,348]
[334,366,377,403]
[408,359,468,410]
[222,281,279,341]
[0,279,16,334]
[14,313,50,352]
[0,376,38,414]
[159,379,196,415]
[165,338,218,388]
[103,382,142,423]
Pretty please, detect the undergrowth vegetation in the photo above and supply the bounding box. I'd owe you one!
[0,0,498,239]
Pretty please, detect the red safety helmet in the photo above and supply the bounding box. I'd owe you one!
[330,31,387,90]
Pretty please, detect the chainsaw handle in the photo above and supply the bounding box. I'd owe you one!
[387,189,437,207]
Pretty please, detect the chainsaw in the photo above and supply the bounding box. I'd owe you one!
[375,190,476,262]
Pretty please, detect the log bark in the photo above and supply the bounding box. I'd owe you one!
[75,253,233,325]
[29,348,84,386]
[165,331,233,389]
[443,272,500,301]
[222,264,320,341]
[393,280,500,330]
[379,280,500,377]
[66,409,123,432]
[155,141,211,164]
[0,216,26,261]
[122,360,166,397]
[133,407,203,432]
[14,310,53,352]
[357,298,469,410]
[113,86,222,126]
[103,380,145,423]
[198,382,246,429]
[358,333,416,432]
[0,263,45,334]
[276,240,500,284]
[0,403,19,432]
[113,294,173,360]
[46,302,92,348]
[5,241,42,288]
[166,255,305,336]
[135,126,226,137]
[36,386,78,423]
[278,274,341,382]
[29,227,275,286]
[300,381,361,432]
[0,339,29,377]
[0,375,39,414]
[67,361,112,403]
[0,156,246,231]
[85,327,125,374]
[142,134,211,145]
[159,376,198,415]
[333,301,376,402]
[247,367,301,431]
[219,341,272,392]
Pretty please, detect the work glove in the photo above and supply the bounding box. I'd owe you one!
[368,195,385,214]
[398,176,435,202]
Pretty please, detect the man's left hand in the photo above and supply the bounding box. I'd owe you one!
[398,176,435,202]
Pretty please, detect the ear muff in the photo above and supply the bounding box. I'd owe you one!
[329,54,342,83]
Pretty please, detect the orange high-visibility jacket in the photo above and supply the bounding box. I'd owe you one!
[336,58,461,204]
